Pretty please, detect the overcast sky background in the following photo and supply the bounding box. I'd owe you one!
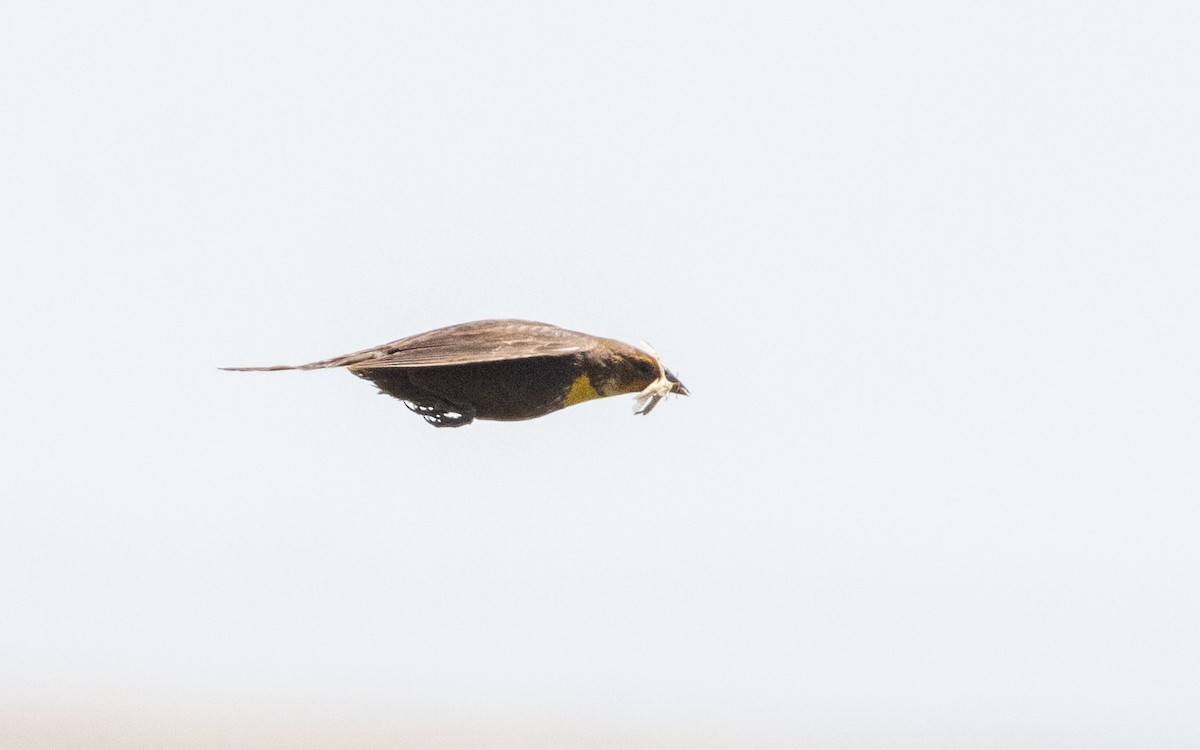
[2,2,1198,748]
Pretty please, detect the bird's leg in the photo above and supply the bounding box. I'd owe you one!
[404,399,476,428]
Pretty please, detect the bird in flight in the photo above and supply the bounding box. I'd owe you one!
[222,319,688,427]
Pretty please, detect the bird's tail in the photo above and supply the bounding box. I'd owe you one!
[220,344,396,372]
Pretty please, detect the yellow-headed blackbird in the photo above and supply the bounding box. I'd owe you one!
[222,319,688,427]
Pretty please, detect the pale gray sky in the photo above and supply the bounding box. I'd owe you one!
[2,2,1198,748]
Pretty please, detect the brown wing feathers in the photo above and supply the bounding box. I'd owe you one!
[220,319,595,372]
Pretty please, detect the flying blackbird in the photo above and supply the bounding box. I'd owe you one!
[222,319,688,427]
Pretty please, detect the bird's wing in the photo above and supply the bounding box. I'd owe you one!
[336,319,596,369]
[220,320,598,372]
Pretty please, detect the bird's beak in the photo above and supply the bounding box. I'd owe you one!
[665,368,689,397]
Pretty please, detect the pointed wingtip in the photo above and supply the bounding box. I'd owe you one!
[218,364,298,372]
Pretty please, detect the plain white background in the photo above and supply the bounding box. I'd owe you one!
[2,2,1197,748]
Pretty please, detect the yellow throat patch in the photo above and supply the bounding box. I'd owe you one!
[564,373,601,406]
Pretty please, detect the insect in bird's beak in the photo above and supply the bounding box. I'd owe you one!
[633,359,689,415]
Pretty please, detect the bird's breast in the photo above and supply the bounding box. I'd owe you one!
[563,373,602,406]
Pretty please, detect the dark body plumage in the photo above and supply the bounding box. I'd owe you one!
[223,319,687,427]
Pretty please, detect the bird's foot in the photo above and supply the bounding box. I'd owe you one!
[404,400,476,428]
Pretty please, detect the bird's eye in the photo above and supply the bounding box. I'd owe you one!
[636,359,655,375]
